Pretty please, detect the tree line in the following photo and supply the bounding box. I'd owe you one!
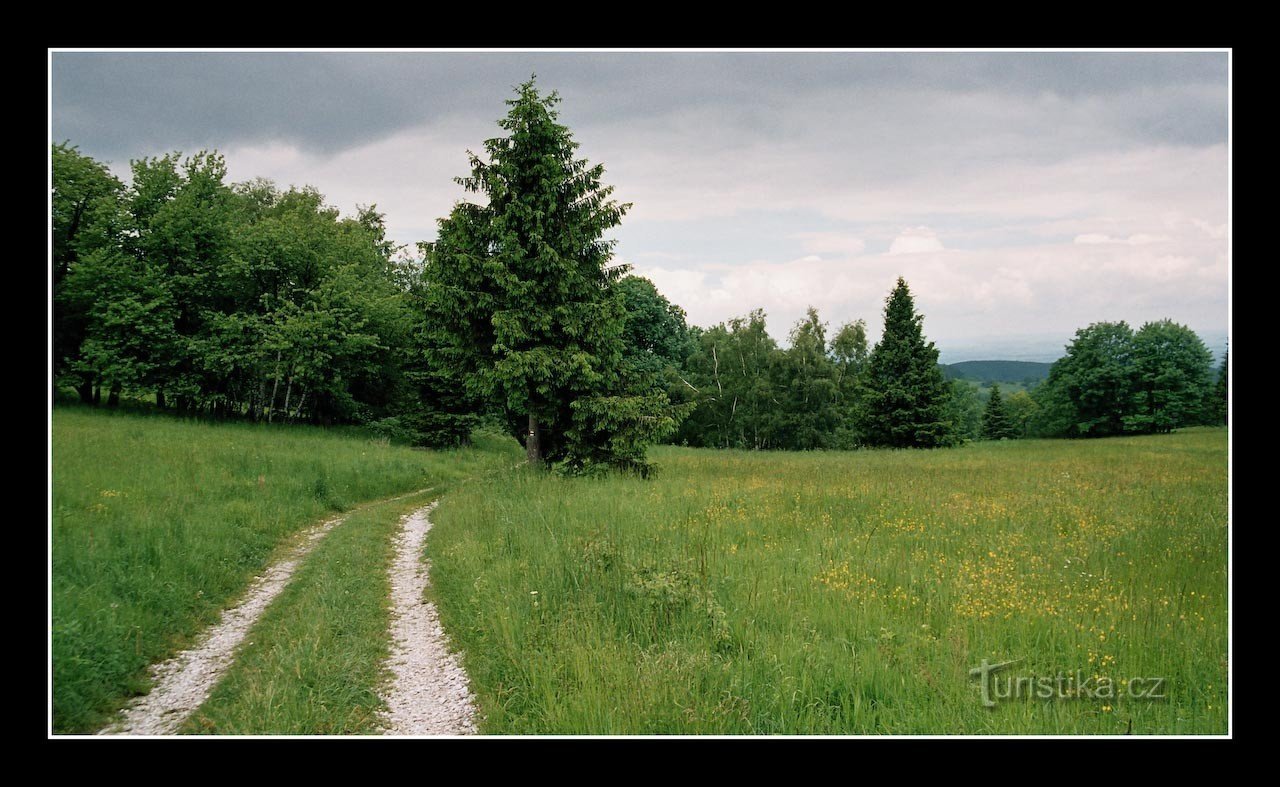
[53,80,686,473]
[1028,320,1227,437]
[54,144,419,426]
[623,279,1226,449]
[650,279,961,450]
[52,79,1227,473]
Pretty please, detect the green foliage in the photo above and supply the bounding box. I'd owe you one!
[617,275,696,385]
[860,278,955,448]
[1209,351,1228,425]
[946,379,983,442]
[1033,320,1216,438]
[53,143,126,399]
[677,309,784,449]
[830,319,870,448]
[677,307,861,452]
[980,382,1018,440]
[1125,320,1214,433]
[1037,322,1136,437]
[53,145,418,426]
[421,79,682,472]
[563,394,690,476]
[1003,390,1040,438]
[774,308,841,450]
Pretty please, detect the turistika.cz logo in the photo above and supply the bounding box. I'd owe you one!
[969,658,1167,708]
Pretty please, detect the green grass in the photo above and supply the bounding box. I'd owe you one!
[429,428,1227,734]
[52,406,520,733]
[179,490,436,734]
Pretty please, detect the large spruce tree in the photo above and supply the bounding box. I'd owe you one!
[860,277,954,448]
[422,78,680,472]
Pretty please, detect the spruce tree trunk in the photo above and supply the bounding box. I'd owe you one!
[92,384,101,406]
[107,383,121,409]
[526,414,543,466]
[156,389,166,410]
[77,381,93,404]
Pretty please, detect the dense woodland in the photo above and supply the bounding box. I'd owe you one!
[52,82,1228,472]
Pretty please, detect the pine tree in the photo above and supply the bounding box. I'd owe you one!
[981,383,1016,440]
[860,277,954,448]
[422,78,681,472]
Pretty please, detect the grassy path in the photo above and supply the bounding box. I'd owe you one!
[179,492,437,733]
[99,488,433,735]
[53,407,520,733]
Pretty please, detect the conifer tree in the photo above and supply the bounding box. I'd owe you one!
[860,277,954,447]
[981,382,1016,440]
[421,78,681,472]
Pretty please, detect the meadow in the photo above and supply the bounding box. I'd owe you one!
[51,406,518,733]
[429,429,1228,734]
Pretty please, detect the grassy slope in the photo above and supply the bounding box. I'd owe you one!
[52,406,518,733]
[430,429,1227,734]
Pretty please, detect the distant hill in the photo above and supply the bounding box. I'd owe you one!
[940,360,1053,385]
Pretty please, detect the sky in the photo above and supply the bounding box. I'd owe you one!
[50,50,1230,362]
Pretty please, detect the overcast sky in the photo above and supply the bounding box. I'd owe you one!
[50,50,1229,361]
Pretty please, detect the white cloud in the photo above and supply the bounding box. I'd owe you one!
[1073,232,1171,245]
[792,232,866,257]
[1191,218,1228,239]
[94,69,1224,354]
[888,227,945,255]
[631,237,1226,350]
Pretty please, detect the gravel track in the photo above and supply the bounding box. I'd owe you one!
[96,487,434,736]
[380,502,478,735]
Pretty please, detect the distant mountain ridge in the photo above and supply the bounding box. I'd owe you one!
[940,360,1053,385]
[937,330,1226,366]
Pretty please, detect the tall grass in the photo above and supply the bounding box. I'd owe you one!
[429,429,1227,734]
[51,406,519,733]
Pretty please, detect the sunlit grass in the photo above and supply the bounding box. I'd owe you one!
[430,428,1227,734]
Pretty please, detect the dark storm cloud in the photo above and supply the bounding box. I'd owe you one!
[52,51,1227,161]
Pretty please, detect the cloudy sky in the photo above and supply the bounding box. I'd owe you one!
[50,50,1229,362]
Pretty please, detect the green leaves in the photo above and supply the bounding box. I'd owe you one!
[1031,319,1216,437]
[54,146,418,424]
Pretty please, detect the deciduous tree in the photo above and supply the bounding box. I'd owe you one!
[1125,319,1214,433]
